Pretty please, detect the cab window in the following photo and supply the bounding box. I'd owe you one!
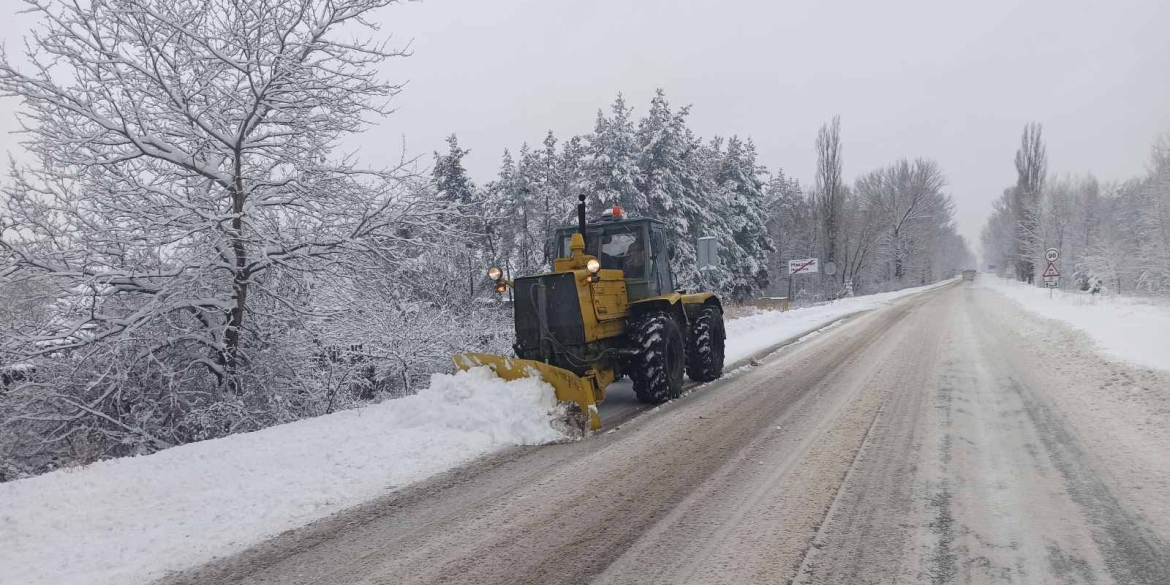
[559,227,648,280]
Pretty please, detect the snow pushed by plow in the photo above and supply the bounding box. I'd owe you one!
[0,367,568,585]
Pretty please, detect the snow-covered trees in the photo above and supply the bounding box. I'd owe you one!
[474,104,965,301]
[0,0,458,475]
[588,95,643,214]
[1011,123,1048,282]
[712,137,775,300]
[763,118,970,299]
[634,91,708,289]
[814,116,846,286]
[981,124,1049,284]
[762,169,807,295]
[859,159,954,282]
[982,128,1170,297]
[469,92,779,300]
[0,11,972,479]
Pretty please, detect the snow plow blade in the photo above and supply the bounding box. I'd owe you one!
[453,353,602,431]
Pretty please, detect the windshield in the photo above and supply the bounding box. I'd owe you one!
[559,226,647,280]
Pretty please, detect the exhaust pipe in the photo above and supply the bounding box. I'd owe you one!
[577,194,587,250]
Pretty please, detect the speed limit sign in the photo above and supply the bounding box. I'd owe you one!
[1045,248,1060,263]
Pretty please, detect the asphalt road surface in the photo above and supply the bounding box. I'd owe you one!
[163,282,1170,585]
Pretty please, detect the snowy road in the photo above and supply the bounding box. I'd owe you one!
[161,282,1170,585]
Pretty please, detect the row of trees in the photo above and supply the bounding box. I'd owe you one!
[430,92,775,303]
[0,0,970,479]
[981,125,1170,296]
[434,107,973,307]
[768,116,973,297]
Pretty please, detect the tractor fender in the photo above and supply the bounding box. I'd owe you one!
[680,292,722,320]
[628,293,688,326]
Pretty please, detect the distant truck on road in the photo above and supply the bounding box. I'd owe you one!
[962,270,977,281]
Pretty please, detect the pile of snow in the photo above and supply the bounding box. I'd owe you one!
[0,367,568,585]
[724,279,956,363]
[980,276,1170,371]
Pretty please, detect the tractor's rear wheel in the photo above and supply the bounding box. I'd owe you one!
[686,305,726,382]
[628,311,686,403]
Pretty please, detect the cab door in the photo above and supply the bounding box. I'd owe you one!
[649,226,674,296]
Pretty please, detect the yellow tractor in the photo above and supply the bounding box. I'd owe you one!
[455,195,726,430]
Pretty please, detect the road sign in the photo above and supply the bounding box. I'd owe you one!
[1042,262,1060,278]
[1045,248,1060,263]
[697,237,718,270]
[788,258,819,275]
[1044,278,1059,288]
[824,261,837,276]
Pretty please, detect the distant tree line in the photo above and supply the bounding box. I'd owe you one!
[982,124,1170,295]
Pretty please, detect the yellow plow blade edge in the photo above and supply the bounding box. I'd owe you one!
[453,353,602,430]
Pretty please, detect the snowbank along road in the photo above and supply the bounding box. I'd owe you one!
[162,281,1170,585]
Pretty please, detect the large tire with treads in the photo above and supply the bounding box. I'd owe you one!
[686,305,726,382]
[627,311,686,404]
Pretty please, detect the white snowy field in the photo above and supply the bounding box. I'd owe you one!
[0,368,568,585]
[0,279,952,585]
[723,278,957,363]
[980,276,1170,371]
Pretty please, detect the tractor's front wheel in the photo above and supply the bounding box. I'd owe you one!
[628,311,686,403]
[686,305,726,382]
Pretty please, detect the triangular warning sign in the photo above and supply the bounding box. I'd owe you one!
[1043,262,1060,277]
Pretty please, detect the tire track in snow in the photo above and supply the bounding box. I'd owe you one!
[789,400,890,585]
[1008,378,1170,584]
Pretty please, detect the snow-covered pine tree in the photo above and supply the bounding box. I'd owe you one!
[434,135,477,207]
[714,137,775,301]
[587,95,644,215]
[432,135,494,301]
[484,149,524,278]
[634,90,710,290]
[763,170,809,295]
[514,132,575,268]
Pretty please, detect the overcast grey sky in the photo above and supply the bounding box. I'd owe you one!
[3,0,1169,251]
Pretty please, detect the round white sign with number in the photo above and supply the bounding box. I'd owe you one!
[1045,248,1060,262]
[824,261,837,276]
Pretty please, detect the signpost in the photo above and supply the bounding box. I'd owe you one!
[1042,248,1060,296]
[697,237,718,270]
[697,236,718,292]
[788,258,819,275]
[787,258,819,302]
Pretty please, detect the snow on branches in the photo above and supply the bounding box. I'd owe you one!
[0,0,462,476]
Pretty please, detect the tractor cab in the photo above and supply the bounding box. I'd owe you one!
[554,209,674,300]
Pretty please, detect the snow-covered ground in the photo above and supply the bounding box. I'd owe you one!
[980,276,1170,371]
[0,368,567,585]
[0,279,953,585]
[724,278,956,363]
